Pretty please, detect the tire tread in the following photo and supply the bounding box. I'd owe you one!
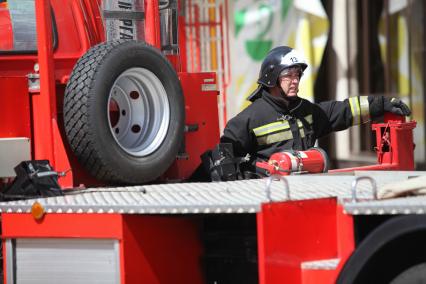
[64,40,183,184]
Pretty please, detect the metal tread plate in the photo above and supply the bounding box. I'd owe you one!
[344,196,426,215]
[0,171,424,215]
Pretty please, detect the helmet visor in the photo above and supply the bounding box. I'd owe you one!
[279,66,303,79]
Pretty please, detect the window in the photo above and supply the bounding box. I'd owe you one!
[0,0,37,52]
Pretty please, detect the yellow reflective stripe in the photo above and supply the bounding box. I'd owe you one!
[298,116,312,137]
[253,121,290,137]
[257,130,293,145]
[349,97,361,125]
[359,96,370,123]
[254,113,313,142]
[297,116,313,128]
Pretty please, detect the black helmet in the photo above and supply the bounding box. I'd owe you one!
[248,46,308,101]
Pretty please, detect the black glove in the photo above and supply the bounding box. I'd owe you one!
[383,97,411,116]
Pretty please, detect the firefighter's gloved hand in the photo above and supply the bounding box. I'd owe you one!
[383,97,411,116]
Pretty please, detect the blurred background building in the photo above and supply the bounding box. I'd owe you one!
[184,0,426,170]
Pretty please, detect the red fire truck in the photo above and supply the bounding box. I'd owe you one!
[1,0,426,284]
[0,0,222,188]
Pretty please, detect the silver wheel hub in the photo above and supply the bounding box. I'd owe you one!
[107,67,170,157]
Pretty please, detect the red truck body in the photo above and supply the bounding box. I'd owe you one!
[0,1,424,284]
[0,0,220,187]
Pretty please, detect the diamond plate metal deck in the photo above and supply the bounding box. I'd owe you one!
[0,171,425,215]
[344,196,426,215]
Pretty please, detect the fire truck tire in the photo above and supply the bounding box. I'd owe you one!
[390,263,426,284]
[336,215,426,284]
[64,40,184,184]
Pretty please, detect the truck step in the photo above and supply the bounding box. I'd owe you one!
[301,258,340,284]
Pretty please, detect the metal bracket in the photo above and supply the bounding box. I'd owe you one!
[265,175,290,202]
[351,176,377,203]
[27,73,40,93]
[184,124,199,132]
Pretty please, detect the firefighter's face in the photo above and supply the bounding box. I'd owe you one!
[278,67,302,97]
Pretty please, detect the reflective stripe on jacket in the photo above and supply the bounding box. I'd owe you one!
[221,90,372,162]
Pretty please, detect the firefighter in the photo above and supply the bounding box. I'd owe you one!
[219,46,411,172]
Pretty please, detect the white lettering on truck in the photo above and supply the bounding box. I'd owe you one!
[118,1,135,40]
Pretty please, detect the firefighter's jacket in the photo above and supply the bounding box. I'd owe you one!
[221,91,382,161]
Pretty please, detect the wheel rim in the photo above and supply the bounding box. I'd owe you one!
[107,67,170,157]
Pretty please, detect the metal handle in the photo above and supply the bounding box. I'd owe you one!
[30,171,58,179]
[265,175,290,202]
[351,176,377,202]
[29,169,70,179]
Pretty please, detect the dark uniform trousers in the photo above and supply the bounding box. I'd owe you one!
[221,91,373,164]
